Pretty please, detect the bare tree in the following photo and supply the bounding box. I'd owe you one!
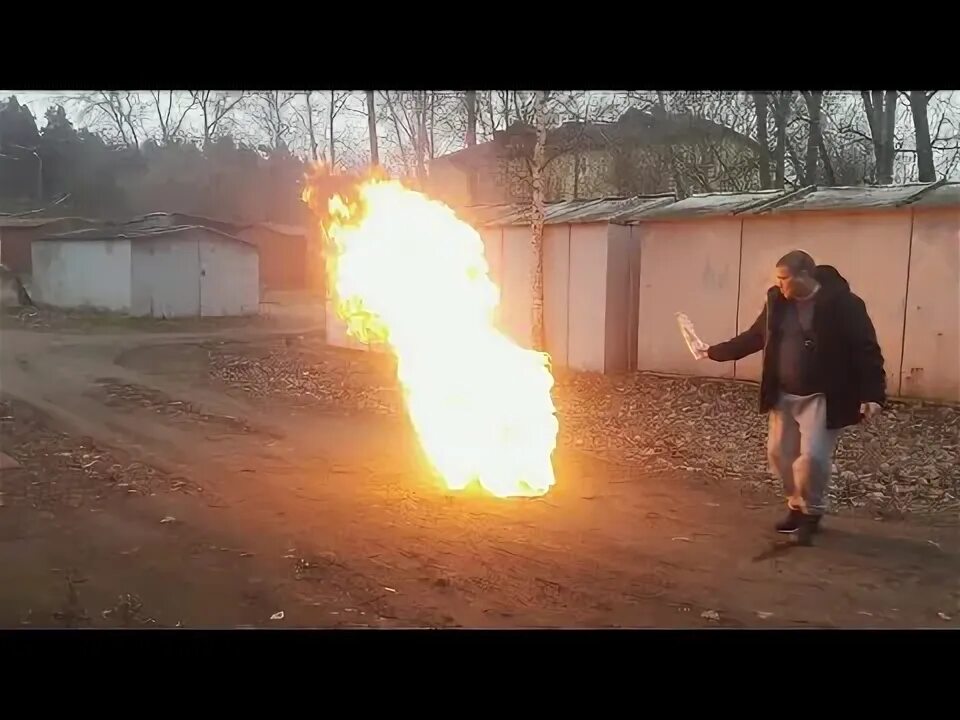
[74,91,144,147]
[771,92,793,187]
[248,91,300,150]
[465,91,477,147]
[147,91,196,144]
[907,90,938,182]
[189,91,246,147]
[861,91,898,184]
[366,91,380,167]
[379,91,433,181]
[296,91,321,162]
[752,92,772,189]
[801,91,825,185]
[529,90,549,352]
[327,91,351,169]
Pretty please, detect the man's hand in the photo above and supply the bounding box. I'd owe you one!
[860,402,882,421]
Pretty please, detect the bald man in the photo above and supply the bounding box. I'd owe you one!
[705,251,886,545]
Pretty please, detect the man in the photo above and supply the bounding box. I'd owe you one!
[705,250,885,545]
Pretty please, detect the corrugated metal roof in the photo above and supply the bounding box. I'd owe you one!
[0,216,99,229]
[124,212,248,233]
[547,196,675,223]
[461,183,958,227]
[40,225,255,246]
[632,189,789,221]
[909,181,960,208]
[458,204,516,226]
[754,182,946,214]
[249,222,308,236]
[464,195,678,227]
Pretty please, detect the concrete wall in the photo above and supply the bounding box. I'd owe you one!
[198,234,260,316]
[636,219,741,379]
[131,237,201,317]
[736,210,911,392]
[900,207,960,401]
[32,239,132,311]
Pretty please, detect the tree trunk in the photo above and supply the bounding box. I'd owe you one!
[414,92,427,182]
[366,91,379,167]
[751,92,771,189]
[817,132,837,186]
[909,91,936,182]
[328,90,336,169]
[529,90,549,352]
[862,91,898,184]
[304,92,319,162]
[802,91,824,186]
[656,91,687,197]
[881,91,897,183]
[465,91,477,147]
[772,92,790,188]
[429,91,436,160]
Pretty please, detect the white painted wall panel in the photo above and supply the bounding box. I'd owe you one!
[31,239,131,311]
[604,224,633,374]
[567,224,609,372]
[900,208,960,401]
[543,224,570,366]
[131,238,200,317]
[500,225,534,346]
[635,220,741,379]
[199,235,259,316]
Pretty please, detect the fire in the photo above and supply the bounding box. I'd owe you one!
[304,176,559,498]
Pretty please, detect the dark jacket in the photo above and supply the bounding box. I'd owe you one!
[707,265,886,429]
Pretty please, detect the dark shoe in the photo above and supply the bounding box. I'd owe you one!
[796,515,822,546]
[775,508,804,534]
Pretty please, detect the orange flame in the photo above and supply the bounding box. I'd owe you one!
[304,173,558,497]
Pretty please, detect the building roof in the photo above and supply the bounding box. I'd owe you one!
[39,224,256,246]
[911,181,960,208]
[435,107,759,170]
[463,195,678,227]
[628,189,789,221]
[753,181,957,214]
[247,221,308,237]
[123,212,248,234]
[477,182,960,226]
[0,216,99,229]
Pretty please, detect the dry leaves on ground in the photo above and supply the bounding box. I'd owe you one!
[207,341,960,516]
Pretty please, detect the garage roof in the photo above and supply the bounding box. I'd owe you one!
[39,225,256,246]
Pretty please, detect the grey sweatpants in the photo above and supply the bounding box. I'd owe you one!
[767,393,840,515]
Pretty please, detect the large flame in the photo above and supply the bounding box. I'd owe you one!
[304,176,558,498]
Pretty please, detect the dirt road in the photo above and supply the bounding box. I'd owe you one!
[1,320,957,628]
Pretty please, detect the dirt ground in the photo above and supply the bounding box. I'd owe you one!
[1,312,958,629]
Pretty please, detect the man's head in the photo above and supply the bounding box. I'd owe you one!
[775,250,818,300]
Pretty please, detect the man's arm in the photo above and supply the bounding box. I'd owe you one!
[846,295,886,405]
[707,305,767,362]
